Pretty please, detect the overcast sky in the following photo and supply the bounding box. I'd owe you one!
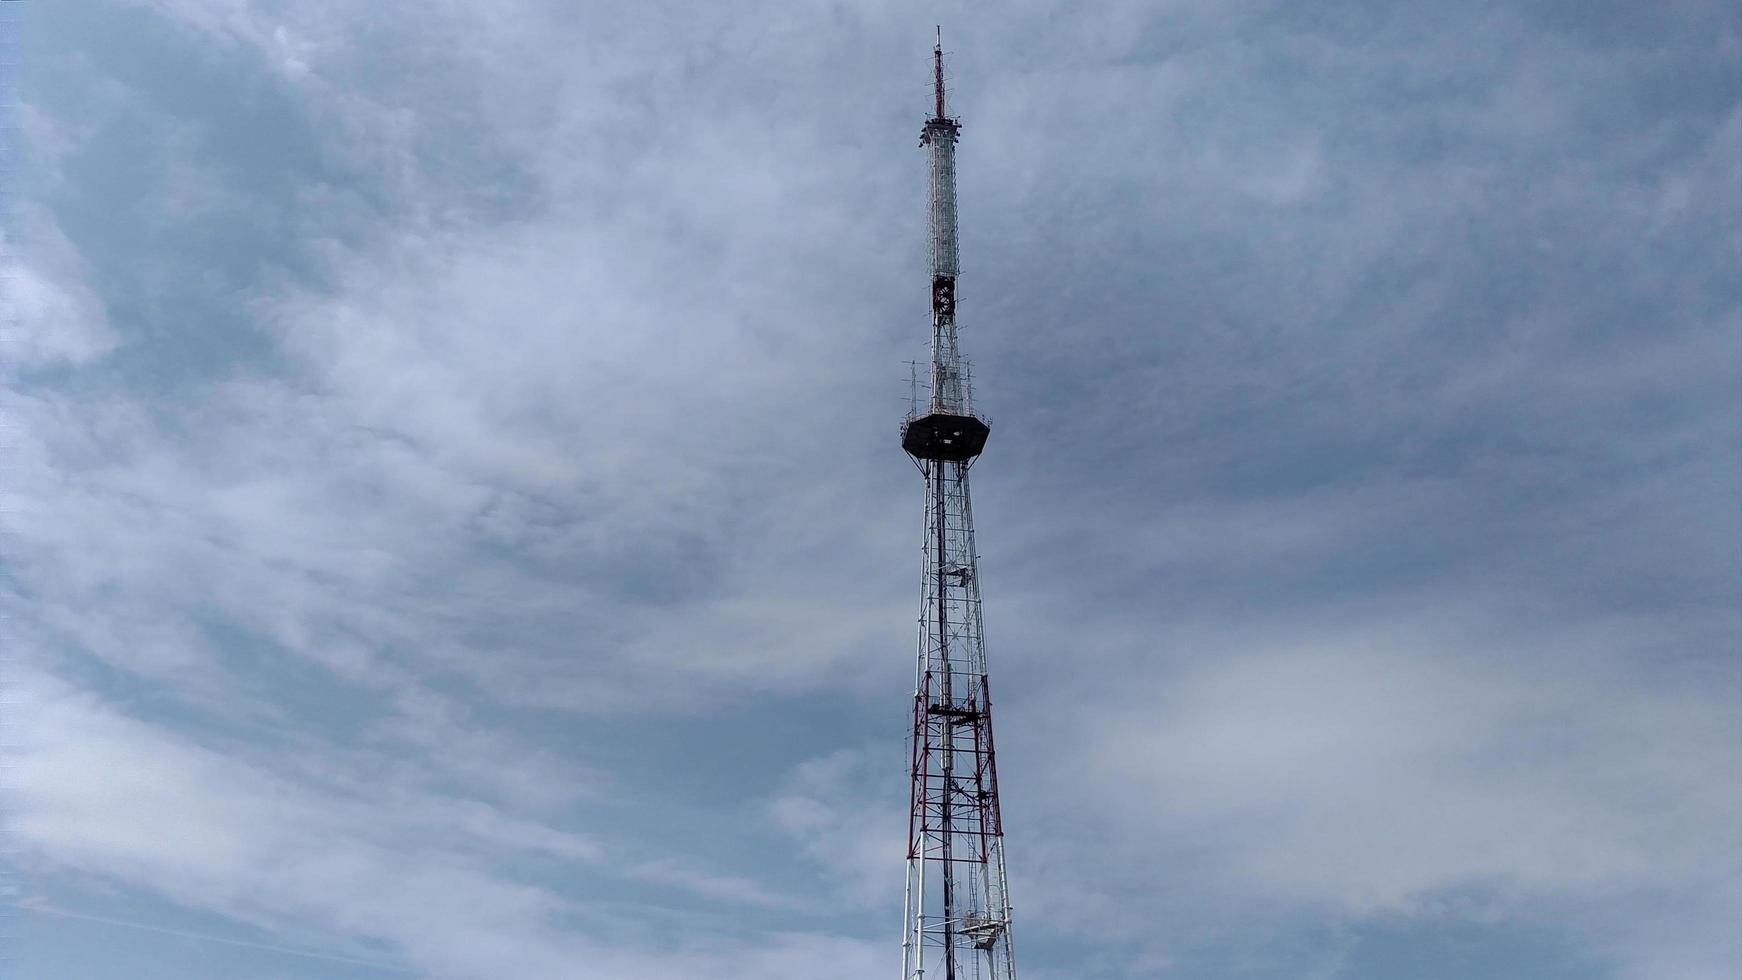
[5,1,1738,978]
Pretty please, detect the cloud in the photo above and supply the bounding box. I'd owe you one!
[0,209,118,372]
[12,1,1738,977]
[769,746,908,907]
[1097,633,1731,911]
[11,664,892,978]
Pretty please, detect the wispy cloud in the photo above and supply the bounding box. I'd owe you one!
[9,0,1737,977]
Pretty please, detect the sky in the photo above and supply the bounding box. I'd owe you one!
[2,1,1738,978]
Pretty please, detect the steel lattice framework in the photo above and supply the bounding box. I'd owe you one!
[899,31,1016,980]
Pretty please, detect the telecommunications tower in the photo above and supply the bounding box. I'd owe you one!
[899,30,1016,980]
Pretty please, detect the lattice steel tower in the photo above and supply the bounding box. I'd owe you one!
[900,30,1015,980]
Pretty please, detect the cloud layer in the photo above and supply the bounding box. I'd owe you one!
[7,1,1737,977]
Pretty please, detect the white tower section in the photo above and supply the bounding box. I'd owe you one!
[927,104,960,281]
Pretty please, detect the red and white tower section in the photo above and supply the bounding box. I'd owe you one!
[900,32,1015,980]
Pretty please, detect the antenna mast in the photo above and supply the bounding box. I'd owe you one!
[899,29,1018,980]
[933,27,947,119]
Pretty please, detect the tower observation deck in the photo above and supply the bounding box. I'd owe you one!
[900,30,1016,980]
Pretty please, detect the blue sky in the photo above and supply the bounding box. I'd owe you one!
[4,1,1737,978]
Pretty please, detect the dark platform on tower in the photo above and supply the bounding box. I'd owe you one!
[901,412,990,461]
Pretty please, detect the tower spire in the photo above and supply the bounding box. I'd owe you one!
[933,26,947,119]
[899,34,1017,980]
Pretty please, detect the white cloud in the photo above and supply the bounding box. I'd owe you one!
[16,1,1738,978]
[0,211,118,371]
[770,746,907,907]
[12,664,886,978]
[982,606,1739,973]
